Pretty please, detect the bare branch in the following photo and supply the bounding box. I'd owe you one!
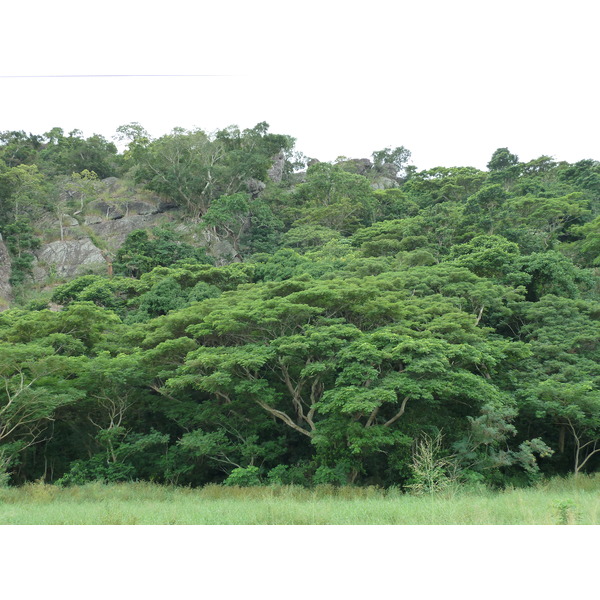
[383,396,410,428]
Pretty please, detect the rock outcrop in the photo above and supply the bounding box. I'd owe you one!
[268,152,285,183]
[85,199,160,222]
[86,213,169,249]
[370,176,399,190]
[32,239,107,282]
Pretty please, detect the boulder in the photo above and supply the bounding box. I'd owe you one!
[84,214,104,225]
[371,177,399,190]
[102,177,120,193]
[268,152,285,183]
[32,239,107,282]
[123,201,158,216]
[246,178,266,198]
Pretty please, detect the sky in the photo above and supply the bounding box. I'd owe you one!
[1,0,599,172]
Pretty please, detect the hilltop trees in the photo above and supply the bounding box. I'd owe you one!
[117,122,296,220]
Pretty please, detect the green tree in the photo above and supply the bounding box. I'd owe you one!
[39,129,121,178]
[0,342,83,478]
[202,192,251,259]
[514,295,600,474]
[371,146,412,179]
[114,227,211,278]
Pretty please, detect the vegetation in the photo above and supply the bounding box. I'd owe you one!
[1,123,600,497]
[1,476,599,524]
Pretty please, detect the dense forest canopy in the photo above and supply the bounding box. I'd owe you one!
[1,123,600,488]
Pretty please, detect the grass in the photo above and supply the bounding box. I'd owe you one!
[0,476,599,525]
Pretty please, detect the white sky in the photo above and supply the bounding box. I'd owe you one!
[1,0,598,171]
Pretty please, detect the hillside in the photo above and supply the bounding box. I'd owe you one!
[1,125,600,488]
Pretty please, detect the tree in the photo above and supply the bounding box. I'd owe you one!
[372,146,412,179]
[0,342,83,477]
[512,295,600,475]
[402,166,487,207]
[202,193,251,259]
[39,129,121,178]
[0,163,46,223]
[114,227,211,278]
[119,122,295,220]
[462,184,508,235]
[0,131,43,167]
[506,192,589,249]
[487,148,519,171]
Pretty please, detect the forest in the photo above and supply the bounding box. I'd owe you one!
[1,123,600,491]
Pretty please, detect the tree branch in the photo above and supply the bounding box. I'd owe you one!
[383,396,410,428]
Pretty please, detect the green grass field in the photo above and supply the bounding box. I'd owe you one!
[1,476,599,525]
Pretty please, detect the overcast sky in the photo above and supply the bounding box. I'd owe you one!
[1,0,598,171]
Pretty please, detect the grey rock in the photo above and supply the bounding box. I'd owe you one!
[268,152,285,183]
[84,214,104,225]
[177,225,238,265]
[85,199,160,223]
[246,178,266,198]
[58,215,79,227]
[338,158,373,176]
[157,199,179,212]
[89,214,168,249]
[370,177,399,190]
[87,200,125,220]
[102,177,120,192]
[123,201,158,216]
[32,238,107,282]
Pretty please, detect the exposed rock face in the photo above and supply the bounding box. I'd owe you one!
[353,158,373,176]
[87,200,126,220]
[174,224,238,266]
[32,239,107,282]
[337,158,373,176]
[371,176,399,190]
[87,213,169,249]
[102,177,120,193]
[86,199,160,221]
[27,175,247,286]
[157,199,178,212]
[57,215,79,227]
[246,178,266,198]
[0,240,12,308]
[268,152,285,183]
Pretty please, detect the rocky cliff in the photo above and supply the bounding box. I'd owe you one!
[22,177,238,290]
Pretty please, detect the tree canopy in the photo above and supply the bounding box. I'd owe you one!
[0,126,599,488]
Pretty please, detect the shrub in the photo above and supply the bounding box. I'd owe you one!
[223,466,261,487]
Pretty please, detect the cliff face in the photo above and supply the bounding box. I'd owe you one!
[30,176,244,280]
[0,240,11,308]
[32,239,107,282]
[2,176,252,305]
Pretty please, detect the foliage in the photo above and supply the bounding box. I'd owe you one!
[3,125,600,488]
[114,227,212,277]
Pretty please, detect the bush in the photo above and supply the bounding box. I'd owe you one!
[223,466,261,487]
[56,456,135,486]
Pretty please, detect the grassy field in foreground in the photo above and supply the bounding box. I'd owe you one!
[1,476,599,525]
